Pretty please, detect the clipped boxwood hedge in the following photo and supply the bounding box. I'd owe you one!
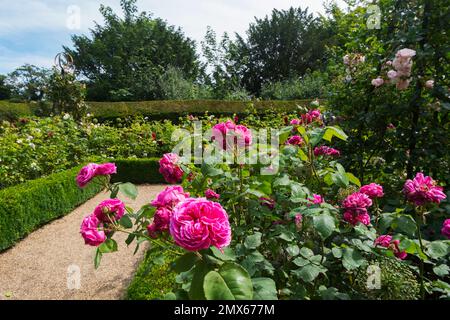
[0,100,34,120]
[112,158,165,184]
[0,165,103,251]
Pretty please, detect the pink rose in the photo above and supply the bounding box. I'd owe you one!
[425,80,434,89]
[260,197,275,210]
[290,119,301,125]
[159,153,184,184]
[286,135,304,146]
[80,214,106,246]
[309,194,324,205]
[314,146,341,157]
[205,189,220,200]
[76,163,99,188]
[396,79,411,90]
[441,219,450,239]
[371,77,384,87]
[403,172,446,206]
[295,214,303,230]
[151,185,189,208]
[374,235,407,260]
[94,198,125,223]
[396,48,416,59]
[147,207,172,238]
[387,70,398,80]
[360,183,384,199]
[96,163,117,175]
[212,120,252,149]
[374,235,392,247]
[343,211,371,226]
[170,198,231,251]
[343,192,373,212]
[234,125,253,147]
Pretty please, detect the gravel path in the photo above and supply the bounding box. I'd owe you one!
[0,184,166,300]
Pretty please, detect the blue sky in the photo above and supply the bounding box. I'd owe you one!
[0,0,346,74]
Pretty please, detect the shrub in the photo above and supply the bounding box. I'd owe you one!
[0,100,33,120]
[112,158,165,184]
[0,166,103,251]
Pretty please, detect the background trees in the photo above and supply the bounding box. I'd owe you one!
[6,64,51,101]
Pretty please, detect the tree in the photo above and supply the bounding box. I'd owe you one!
[234,7,334,95]
[0,75,11,100]
[64,0,199,101]
[7,64,51,101]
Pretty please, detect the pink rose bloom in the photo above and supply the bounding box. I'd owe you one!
[441,219,450,239]
[290,119,301,125]
[147,207,172,238]
[343,192,373,210]
[260,197,275,210]
[76,163,99,188]
[212,120,252,149]
[151,185,189,208]
[80,214,106,246]
[170,198,231,251]
[425,80,434,89]
[403,172,446,206]
[387,70,398,80]
[360,183,384,199]
[371,77,384,87]
[205,189,220,200]
[314,146,341,157]
[396,79,411,90]
[343,211,371,226]
[387,123,396,130]
[396,48,416,59]
[286,135,304,146]
[295,214,303,229]
[94,198,125,223]
[308,109,321,119]
[374,235,407,260]
[309,194,324,205]
[159,153,184,184]
[234,125,253,147]
[96,163,117,175]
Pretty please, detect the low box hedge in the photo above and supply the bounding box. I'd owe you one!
[112,158,165,184]
[0,100,34,120]
[0,166,103,251]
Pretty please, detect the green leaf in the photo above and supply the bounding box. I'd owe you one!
[244,232,262,249]
[332,247,342,258]
[99,239,118,253]
[433,264,450,277]
[299,247,314,258]
[172,252,200,273]
[346,172,361,187]
[323,126,348,142]
[163,292,177,300]
[342,248,365,270]
[286,244,300,257]
[274,175,290,187]
[396,215,417,236]
[252,278,278,300]
[293,264,323,282]
[298,149,308,161]
[118,182,138,200]
[204,263,253,300]
[210,247,236,261]
[189,262,211,300]
[309,128,325,146]
[313,214,336,239]
[125,233,135,246]
[201,162,223,177]
[94,248,102,269]
[118,215,133,228]
[426,241,449,259]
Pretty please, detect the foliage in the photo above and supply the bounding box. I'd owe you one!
[0,165,103,251]
[111,158,165,184]
[65,0,199,101]
[0,75,11,100]
[6,64,51,101]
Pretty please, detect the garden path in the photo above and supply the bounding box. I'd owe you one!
[0,184,166,300]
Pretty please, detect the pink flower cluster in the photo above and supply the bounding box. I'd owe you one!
[290,109,321,126]
[286,135,304,146]
[374,235,407,260]
[76,162,117,188]
[403,172,446,206]
[147,186,189,238]
[159,153,184,184]
[170,198,231,251]
[80,198,126,246]
[360,183,384,199]
[388,48,416,90]
[342,192,373,226]
[211,120,252,150]
[205,189,220,200]
[314,146,340,157]
[343,53,365,66]
[442,219,450,239]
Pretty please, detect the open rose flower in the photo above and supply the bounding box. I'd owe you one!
[371,77,384,87]
[343,211,371,226]
[147,207,172,238]
[286,135,304,146]
[95,163,117,175]
[374,235,407,260]
[314,146,341,157]
[205,189,220,200]
[211,120,252,149]
[403,172,446,206]
[170,198,231,251]
[159,153,184,184]
[151,185,189,208]
[309,194,324,205]
[76,163,99,188]
[441,219,450,239]
[360,183,384,199]
[342,192,372,226]
[80,214,106,246]
[94,198,125,223]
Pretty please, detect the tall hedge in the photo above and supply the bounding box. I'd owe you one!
[113,158,165,184]
[0,166,103,251]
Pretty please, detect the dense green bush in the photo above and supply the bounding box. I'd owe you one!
[0,100,34,120]
[113,158,165,184]
[0,166,103,251]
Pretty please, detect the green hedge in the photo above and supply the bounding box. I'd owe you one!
[112,158,165,184]
[87,99,311,121]
[0,166,103,251]
[126,248,177,300]
[0,100,34,120]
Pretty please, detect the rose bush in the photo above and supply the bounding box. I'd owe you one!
[77,103,449,300]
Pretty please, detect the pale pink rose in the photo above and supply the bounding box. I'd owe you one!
[94,198,125,222]
[441,219,450,239]
[403,172,446,206]
[371,77,384,87]
[76,163,99,188]
[147,207,172,238]
[151,185,189,208]
[343,55,350,65]
[425,80,434,89]
[96,163,117,175]
[396,48,416,59]
[387,70,398,80]
[170,198,231,251]
[360,183,384,199]
[80,214,106,246]
[386,60,393,66]
[159,153,184,184]
[396,79,411,90]
[286,135,304,146]
[205,189,220,200]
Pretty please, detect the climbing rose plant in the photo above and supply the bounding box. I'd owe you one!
[77,106,449,300]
